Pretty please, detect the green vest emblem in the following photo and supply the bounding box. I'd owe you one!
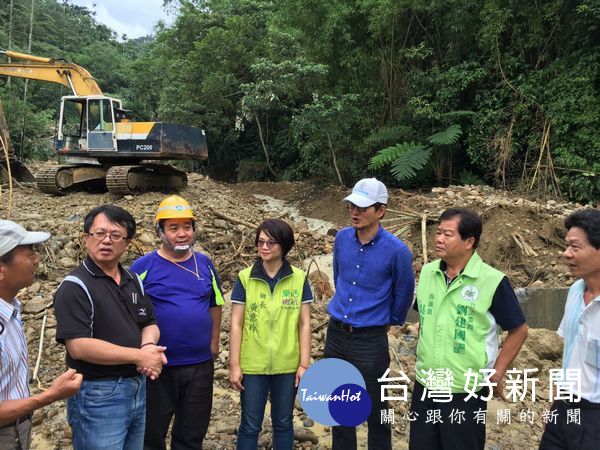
[461,285,479,302]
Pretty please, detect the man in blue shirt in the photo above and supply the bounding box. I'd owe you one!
[325,178,415,450]
[131,195,224,450]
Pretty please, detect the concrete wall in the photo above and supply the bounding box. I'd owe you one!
[515,287,569,330]
[406,287,569,330]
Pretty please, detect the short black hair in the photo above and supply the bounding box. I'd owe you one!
[0,247,16,264]
[255,219,295,257]
[83,205,136,239]
[565,209,600,249]
[439,208,482,249]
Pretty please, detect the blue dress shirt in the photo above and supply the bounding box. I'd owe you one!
[327,226,415,327]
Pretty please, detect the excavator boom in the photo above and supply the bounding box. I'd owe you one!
[0,50,102,95]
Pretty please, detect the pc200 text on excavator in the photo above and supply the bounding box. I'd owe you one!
[0,50,207,195]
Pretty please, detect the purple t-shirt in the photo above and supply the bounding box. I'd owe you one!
[130,250,223,366]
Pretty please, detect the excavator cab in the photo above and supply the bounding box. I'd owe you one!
[57,95,120,153]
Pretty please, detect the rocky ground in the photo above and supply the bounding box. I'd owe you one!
[1,167,591,449]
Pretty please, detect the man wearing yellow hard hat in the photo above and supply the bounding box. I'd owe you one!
[131,195,224,449]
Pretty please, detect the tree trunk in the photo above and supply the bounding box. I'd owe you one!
[327,131,344,186]
[255,116,277,178]
[7,0,14,86]
[19,0,35,158]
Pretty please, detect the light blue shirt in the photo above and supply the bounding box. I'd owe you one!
[558,279,600,403]
[0,297,30,401]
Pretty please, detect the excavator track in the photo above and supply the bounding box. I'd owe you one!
[106,164,188,195]
[36,165,109,194]
[36,166,72,194]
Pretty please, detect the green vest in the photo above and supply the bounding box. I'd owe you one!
[238,261,306,375]
[416,252,505,392]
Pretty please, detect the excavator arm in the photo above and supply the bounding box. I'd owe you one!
[0,50,102,95]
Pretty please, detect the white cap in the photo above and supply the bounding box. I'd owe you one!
[0,220,50,258]
[343,178,388,207]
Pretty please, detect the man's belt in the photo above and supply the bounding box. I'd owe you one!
[0,412,32,429]
[331,318,386,334]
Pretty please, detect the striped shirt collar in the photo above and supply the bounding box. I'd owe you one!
[0,296,19,322]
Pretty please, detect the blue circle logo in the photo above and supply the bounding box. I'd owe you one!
[298,358,372,426]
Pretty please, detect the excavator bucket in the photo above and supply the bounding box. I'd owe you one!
[0,159,36,183]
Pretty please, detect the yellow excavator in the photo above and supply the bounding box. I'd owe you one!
[0,50,207,194]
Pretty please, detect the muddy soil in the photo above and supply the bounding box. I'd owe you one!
[1,168,586,449]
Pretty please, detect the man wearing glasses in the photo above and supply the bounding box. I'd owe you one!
[325,178,415,450]
[54,205,166,450]
[0,220,82,450]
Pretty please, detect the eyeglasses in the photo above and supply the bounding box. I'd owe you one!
[87,230,126,242]
[346,202,371,213]
[257,239,278,249]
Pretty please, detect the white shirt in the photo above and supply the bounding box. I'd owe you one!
[558,279,600,403]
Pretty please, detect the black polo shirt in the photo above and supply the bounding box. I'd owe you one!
[54,257,156,380]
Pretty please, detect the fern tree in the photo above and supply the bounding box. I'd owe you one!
[369,124,462,183]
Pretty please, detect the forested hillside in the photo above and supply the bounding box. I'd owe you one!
[1,0,599,201]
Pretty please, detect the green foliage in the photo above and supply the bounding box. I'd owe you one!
[457,170,485,186]
[388,146,433,181]
[369,142,414,170]
[0,0,598,202]
[565,172,600,204]
[1,92,54,160]
[377,143,432,181]
[236,157,270,182]
[428,124,462,146]
[370,125,462,184]
[291,93,362,182]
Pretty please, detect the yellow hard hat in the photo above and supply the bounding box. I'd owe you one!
[155,195,196,222]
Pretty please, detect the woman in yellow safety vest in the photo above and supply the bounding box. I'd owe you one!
[229,219,313,450]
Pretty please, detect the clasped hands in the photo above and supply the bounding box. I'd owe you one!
[136,344,168,380]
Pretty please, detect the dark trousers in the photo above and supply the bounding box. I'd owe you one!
[144,360,214,450]
[539,399,600,450]
[0,419,31,450]
[324,320,391,450]
[409,382,486,450]
[237,374,296,450]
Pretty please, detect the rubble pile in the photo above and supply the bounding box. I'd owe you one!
[1,174,585,449]
[243,181,582,288]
